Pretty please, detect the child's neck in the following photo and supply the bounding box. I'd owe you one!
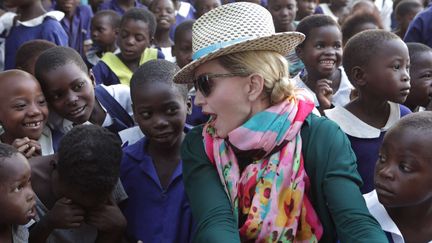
[146,133,185,189]
[0,224,12,243]
[89,98,107,126]
[345,94,390,129]
[386,200,432,243]
[118,53,140,72]
[154,29,173,48]
[99,43,117,55]
[17,2,46,21]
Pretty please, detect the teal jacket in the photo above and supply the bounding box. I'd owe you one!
[181,114,388,243]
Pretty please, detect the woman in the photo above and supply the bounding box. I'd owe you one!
[174,2,388,242]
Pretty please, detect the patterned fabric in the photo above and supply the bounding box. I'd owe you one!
[203,92,323,242]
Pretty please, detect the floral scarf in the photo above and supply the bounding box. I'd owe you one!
[203,92,323,242]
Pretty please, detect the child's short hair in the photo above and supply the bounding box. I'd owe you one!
[130,59,187,100]
[395,0,423,17]
[0,143,19,168]
[57,125,122,197]
[34,47,88,88]
[15,39,57,69]
[343,29,400,83]
[121,8,157,39]
[93,10,121,29]
[407,42,432,62]
[392,111,432,134]
[296,14,340,48]
[341,11,383,44]
[174,20,194,44]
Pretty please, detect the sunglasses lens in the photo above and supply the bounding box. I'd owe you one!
[195,75,211,97]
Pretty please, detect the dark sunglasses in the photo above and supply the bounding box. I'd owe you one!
[193,72,249,97]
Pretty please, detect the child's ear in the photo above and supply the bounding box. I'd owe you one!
[352,66,367,86]
[89,69,96,87]
[186,97,192,115]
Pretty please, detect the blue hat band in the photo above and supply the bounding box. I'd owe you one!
[192,37,252,61]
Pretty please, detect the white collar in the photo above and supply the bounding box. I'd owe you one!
[324,102,400,138]
[177,2,192,17]
[364,190,405,243]
[17,11,64,27]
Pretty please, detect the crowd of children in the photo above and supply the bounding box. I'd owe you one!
[0,0,431,242]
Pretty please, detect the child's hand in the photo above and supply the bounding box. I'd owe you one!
[315,79,333,110]
[86,199,126,233]
[12,137,42,158]
[46,197,85,229]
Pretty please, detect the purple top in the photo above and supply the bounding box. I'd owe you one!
[120,137,195,243]
[98,0,147,16]
[57,4,93,57]
[5,14,68,70]
[325,103,411,194]
[403,5,432,48]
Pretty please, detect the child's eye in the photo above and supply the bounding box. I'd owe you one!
[72,81,85,91]
[140,111,151,119]
[334,43,341,49]
[393,64,400,70]
[167,107,179,114]
[421,73,432,78]
[399,163,412,173]
[13,103,26,110]
[13,184,24,193]
[315,44,324,49]
[135,35,145,42]
[38,98,47,106]
[377,153,386,163]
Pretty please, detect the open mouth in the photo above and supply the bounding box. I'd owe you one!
[27,205,36,219]
[23,121,42,128]
[319,60,335,65]
[400,88,410,96]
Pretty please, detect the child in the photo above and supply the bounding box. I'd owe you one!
[404,5,432,47]
[0,70,53,157]
[295,0,317,21]
[120,59,194,243]
[295,14,353,114]
[92,8,164,86]
[194,0,221,18]
[3,0,68,70]
[325,29,411,194]
[394,0,423,39]
[172,20,193,69]
[99,0,147,16]
[314,0,349,23]
[341,10,383,45]
[170,0,196,40]
[86,10,121,67]
[0,143,36,243]
[28,125,127,243]
[89,0,105,13]
[34,47,134,146]
[55,0,94,57]
[404,43,432,111]
[151,0,177,62]
[15,39,57,75]
[364,111,432,243]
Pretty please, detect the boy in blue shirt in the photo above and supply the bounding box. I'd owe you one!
[3,0,68,70]
[92,7,164,86]
[56,0,94,57]
[120,59,194,243]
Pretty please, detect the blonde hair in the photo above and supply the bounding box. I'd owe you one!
[217,50,294,105]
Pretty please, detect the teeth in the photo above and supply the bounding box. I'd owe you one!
[70,106,85,116]
[24,122,41,127]
[320,60,334,64]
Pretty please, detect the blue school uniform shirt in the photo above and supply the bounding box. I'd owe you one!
[403,5,432,48]
[4,11,68,70]
[57,4,93,57]
[169,2,195,40]
[98,0,147,16]
[325,102,411,194]
[120,137,194,243]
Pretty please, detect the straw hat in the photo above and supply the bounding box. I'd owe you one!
[173,2,305,84]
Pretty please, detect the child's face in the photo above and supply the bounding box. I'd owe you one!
[41,63,95,125]
[397,7,423,31]
[91,15,118,48]
[133,82,188,147]
[375,128,432,208]
[151,0,176,31]
[118,20,152,62]
[56,0,80,15]
[172,29,192,68]
[0,153,36,225]
[362,39,411,104]
[268,0,297,32]
[195,0,221,18]
[297,25,342,78]
[296,0,317,20]
[0,73,49,143]
[405,51,432,108]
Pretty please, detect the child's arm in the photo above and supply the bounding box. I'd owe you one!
[12,137,41,158]
[86,199,127,243]
[314,79,333,115]
[29,198,85,243]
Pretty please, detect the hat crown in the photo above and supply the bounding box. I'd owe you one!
[192,2,276,54]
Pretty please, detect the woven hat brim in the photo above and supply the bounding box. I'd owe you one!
[173,32,305,84]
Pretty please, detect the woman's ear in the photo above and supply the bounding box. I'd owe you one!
[247,73,265,101]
